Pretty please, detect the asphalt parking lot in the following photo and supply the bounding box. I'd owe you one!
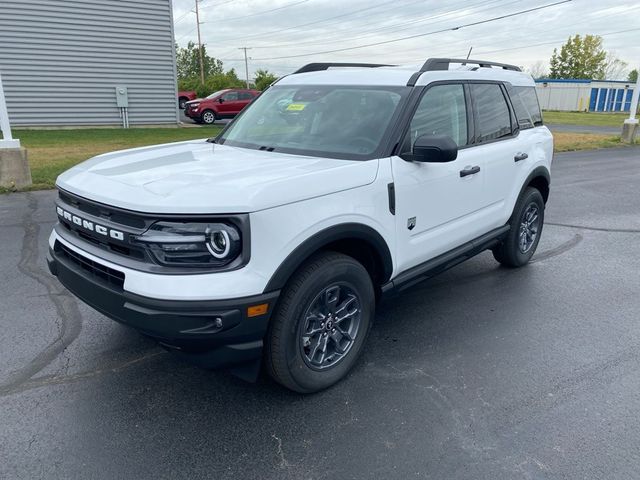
[1,147,639,479]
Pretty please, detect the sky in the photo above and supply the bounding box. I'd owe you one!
[171,0,640,80]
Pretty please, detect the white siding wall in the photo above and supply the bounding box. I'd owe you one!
[535,82,591,111]
[0,0,178,126]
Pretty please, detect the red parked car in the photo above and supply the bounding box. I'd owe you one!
[177,90,197,109]
[184,88,260,124]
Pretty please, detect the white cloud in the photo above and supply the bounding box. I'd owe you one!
[173,0,640,78]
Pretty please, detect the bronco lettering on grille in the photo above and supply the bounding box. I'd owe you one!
[56,206,125,241]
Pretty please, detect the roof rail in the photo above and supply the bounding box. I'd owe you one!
[293,63,394,74]
[407,57,522,86]
[421,58,521,72]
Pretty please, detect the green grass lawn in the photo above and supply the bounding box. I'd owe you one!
[543,110,630,127]
[0,123,633,193]
[6,127,222,191]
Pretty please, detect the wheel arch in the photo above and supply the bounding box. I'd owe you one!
[521,166,550,204]
[264,223,393,293]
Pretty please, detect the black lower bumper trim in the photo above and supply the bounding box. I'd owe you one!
[48,244,279,369]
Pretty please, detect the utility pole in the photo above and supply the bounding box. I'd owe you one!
[238,47,252,89]
[194,0,205,86]
[622,64,639,143]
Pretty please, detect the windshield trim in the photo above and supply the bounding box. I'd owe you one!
[212,84,410,161]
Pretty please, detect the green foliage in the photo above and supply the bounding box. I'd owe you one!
[629,69,639,83]
[549,35,607,79]
[178,69,245,98]
[254,69,279,91]
[175,43,246,97]
[176,41,223,79]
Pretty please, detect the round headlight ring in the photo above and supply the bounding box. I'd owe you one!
[206,228,231,258]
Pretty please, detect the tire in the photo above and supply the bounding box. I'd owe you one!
[201,109,217,124]
[492,187,545,267]
[265,252,375,393]
[178,97,187,109]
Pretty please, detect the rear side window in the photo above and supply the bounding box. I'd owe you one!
[508,86,543,128]
[470,83,512,143]
[239,92,253,100]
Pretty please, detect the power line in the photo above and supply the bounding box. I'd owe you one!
[467,27,640,57]
[248,0,510,50]
[253,0,573,60]
[203,0,412,44]
[206,0,310,23]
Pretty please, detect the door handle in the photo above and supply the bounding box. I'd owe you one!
[459,165,480,177]
[514,152,528,162]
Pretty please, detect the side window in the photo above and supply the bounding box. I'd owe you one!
[513,86,543,127]
[402,83,468,154]
[223,91,239,101]
[238,92,253,100]
[470,83,512,143]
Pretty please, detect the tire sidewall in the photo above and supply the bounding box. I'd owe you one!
[510,188,545,265]
[278,258,374,392]
[202,110,216,124]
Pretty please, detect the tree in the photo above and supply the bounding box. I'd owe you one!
[254,69,278,91]
[601,51,628,80]
[176,42,223,80]
[527,61,548,79]
[629,69,638,83]
[549,35,606,79]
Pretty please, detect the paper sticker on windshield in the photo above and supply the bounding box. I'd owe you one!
[286,103,306,111]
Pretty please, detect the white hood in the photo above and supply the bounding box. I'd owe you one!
[56,139,379,214]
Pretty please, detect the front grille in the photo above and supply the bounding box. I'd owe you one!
[55,241,125,289]
[57,190,150,262]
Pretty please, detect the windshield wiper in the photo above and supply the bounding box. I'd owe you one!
[258,146,276,152]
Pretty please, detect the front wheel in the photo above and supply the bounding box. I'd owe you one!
[265,252,375,393]
[201,109,217,124]
[493,187,545,267]
[178,97,187,109]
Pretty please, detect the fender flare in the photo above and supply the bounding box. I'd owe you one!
[518,166,550,203]
[264,223,393,293]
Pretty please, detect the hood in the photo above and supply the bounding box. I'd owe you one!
[56,140,379,214]
[186,98,206,104]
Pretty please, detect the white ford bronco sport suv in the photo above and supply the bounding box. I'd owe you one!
[48,58,552,393]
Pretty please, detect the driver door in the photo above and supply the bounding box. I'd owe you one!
[391,83,492,273]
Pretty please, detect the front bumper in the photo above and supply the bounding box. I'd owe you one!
[47,241,279,370]
[184,107,200,119]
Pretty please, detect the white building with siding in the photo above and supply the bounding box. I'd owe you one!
[0,0,179,126]
[535,79,637,113]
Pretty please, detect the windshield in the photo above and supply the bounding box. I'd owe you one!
[217,85,408,159]
[206,89,228,99]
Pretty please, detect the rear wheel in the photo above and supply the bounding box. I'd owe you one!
[201,109,217,124]
[493,187,545,267]
[178,97,188,109]
[265,252,375,393]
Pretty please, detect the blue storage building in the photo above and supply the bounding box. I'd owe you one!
[535,79,636,112]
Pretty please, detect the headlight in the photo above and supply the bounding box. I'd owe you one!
[134,221,241,267]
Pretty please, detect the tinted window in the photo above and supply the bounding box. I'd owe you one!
[238,92,253,100]
[223,91,239,101]
[471,83,512,142]
[403,83,468,153]
[219,85,407,159]
[510,86,543,127]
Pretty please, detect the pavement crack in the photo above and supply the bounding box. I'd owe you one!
[271,434,294,470]
[531,233,583,263]
[0,351,164,397]
[546,222,640,234]
[0,193,83,394]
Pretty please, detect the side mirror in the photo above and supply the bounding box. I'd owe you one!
[218,97,224,103]
[412,134,458,163]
